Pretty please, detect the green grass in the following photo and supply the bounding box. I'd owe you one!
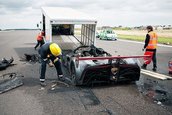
[118,34,172,45]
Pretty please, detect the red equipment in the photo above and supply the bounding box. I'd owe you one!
[78,55,151,61]
[143,51,153,64]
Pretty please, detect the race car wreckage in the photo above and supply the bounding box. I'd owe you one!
[62,45,149,85]
[0,58,23,94]
[0,57,14,70]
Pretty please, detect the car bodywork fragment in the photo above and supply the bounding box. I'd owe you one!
[0,57,14,70]
[0,73,23,94]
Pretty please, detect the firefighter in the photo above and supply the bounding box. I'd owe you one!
[142,26,158,71]
[34,31,45,50]
[38,42,63,86]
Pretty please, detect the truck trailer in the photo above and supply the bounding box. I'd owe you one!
[41,7,97,50]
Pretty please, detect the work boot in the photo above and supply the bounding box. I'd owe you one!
[141,64,147,69]
[40,81,46,87]
[58,75,65,82]
[152,67,157,72]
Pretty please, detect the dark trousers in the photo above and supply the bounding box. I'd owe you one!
[152,50,157,68]
[144,49,157,68]
[35,40,44,49]
[39,56,63,81]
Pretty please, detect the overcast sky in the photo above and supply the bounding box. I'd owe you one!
[0,0,172,29]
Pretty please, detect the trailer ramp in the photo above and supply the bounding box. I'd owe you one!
[53,35,81,50]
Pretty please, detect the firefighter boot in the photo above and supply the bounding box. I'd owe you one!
[152,65,157,72]
[58,75,65,82]
[40,81,46,87]
[141,64,147,69]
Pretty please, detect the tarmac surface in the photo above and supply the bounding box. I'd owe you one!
[0,30,172,115]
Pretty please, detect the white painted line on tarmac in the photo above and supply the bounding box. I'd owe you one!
[118,39,172,48]
[0,30,15,33]
[141,69,172,80]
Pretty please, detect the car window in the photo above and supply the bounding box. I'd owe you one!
[107,30,114,34]
[107,31,111,34]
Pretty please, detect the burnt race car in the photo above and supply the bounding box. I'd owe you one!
[62,45,141,85]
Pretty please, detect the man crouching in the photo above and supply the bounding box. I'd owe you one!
[38,42,63,86]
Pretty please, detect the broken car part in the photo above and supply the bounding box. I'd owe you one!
[0,57,14,70]
[0,73,24,94]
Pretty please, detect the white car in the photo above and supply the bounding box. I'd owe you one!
[98,29,118,40]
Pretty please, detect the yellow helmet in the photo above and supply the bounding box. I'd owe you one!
[49,43,61,56]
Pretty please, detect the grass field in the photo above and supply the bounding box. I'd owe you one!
[118,34,172,45]
[110,30,172,45]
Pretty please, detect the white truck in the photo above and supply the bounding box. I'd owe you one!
[41,7,97,50]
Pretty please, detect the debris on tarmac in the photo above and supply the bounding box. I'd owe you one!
[39,87,45,90]
[137,76,172,105]
[51,87,55,90]
[20,54,40,63]
[0,57,15,70]
[51,84,57,88]
[157,101,162,105]
[51,80,70,87]
[97,109,114,115]
[0,73,24,94]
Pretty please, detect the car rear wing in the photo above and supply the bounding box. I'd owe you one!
[75,55,151,68]
[77,55,151,61]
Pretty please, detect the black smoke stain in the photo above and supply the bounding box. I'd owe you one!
[20,54,40,64]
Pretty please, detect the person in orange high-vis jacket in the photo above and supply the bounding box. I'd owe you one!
[142,26,158,71]
[34,31,45,50]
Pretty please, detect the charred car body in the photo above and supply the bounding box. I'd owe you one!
[62,45,141,85]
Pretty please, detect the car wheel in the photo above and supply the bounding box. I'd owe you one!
[70,63,77,86]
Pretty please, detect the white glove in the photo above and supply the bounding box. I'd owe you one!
[43,58,48,61]
[53,58,59,63]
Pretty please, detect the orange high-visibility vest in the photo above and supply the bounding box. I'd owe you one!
[146,31,158,49]
[37,33,43,41]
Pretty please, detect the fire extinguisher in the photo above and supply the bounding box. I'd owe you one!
[169,59,172,74]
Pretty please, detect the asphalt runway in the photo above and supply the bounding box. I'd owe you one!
[0,30,172,115]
